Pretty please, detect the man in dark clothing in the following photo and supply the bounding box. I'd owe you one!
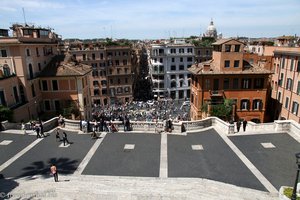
[236,120,241,132]
[40,122,45,137]
[35,125,41,138]
[243,120,248,132]
[62,132,70,146]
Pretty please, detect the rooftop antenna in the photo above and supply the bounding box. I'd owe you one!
[22,7,28,26]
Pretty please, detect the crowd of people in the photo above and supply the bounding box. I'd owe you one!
[91,99,190,123]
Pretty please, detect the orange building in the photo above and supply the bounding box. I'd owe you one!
[70,45,134,106]
[0,24,60,122]
[188,39,273,123]
[270,47,300,122]
[39,55,92,120]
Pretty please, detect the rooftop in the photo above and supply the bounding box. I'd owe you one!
[39,55,92,77]
[188,59,273,75]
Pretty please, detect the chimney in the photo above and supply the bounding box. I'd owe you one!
[203,63,211,71]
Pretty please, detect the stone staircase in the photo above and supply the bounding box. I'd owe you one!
[2,175,278,200]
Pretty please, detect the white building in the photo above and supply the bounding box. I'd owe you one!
[149,40,194,100]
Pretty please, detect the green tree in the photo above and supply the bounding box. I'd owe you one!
[210,99,234,121]
[0,105,13,122]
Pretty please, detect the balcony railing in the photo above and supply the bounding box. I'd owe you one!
[210,90,224,97]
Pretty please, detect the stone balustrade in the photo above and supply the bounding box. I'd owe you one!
[1,117,300,137]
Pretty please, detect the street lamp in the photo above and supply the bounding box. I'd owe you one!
[291,152,300,200]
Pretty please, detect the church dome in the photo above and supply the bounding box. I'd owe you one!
[205,19,217,38]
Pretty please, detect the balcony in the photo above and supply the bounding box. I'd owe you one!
[209,90,224,97]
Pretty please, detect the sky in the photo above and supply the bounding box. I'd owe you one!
[1,0,300,40]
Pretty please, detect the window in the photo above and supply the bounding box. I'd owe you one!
[279,73,284,86]
[52,80,58,91]
[118,79,121,84]
[292,101,299,115]
[36,47,39,56]
[223,78,229,89]
[286,78,293,90]
[290,58,294,71]
[54,100,60,111]
[124,87,130,93]
[13,86,19,103]
[213,79,219,90]
[281,57,285,69]
[26,49,30,56]
[187,48,193,53]
[253,99,262,110]
[0,90,6,106]
[180,57,183,62]
[170,49,176,54]
[242,78,251,89]
[83,54,86,61]
[233,78,239,89]
[205,79,210,90]
[44,100,51,111]
[31,84,36,97]
[42,80,48,91]
[297,81,300,95]
[3,65,10,76]
[254,78,264,89]
[172,58,175,62]
[234,60,239,68]
[297,60,300,72]
[100,53,103,59]
[110,79,113,84]
[171,75,176,80]
[38,63,41,71]
[171,82,176,88]
[179,48,184,53]
[117,87,123,94]
[115,60,119,66]
[179,65,184,70]
[187,57,193,62]
[234,45,240,52]
[171,65,176,71]
[23,29,33,35]
[92,53,95,60]
[94,89,100,96]
[102,89,107,95]
[0,49,7,57]
[123,60,127,65]
[225,45,231,52]
[117,68,120,74]
[285,97,289,109]
[160,58,163,63]
[277,91,281,102]
[224,60,230,68]
[241,99,249,110]
[125,68,128,74]
[125,78,128,84]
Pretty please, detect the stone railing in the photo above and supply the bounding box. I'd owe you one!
[2,117,300,137]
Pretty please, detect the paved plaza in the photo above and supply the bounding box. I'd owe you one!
[0,127,299,199]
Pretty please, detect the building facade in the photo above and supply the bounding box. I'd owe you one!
[271,48,300,122]
[188,39,273,123]
[0,24,60,122]
[149,40,193,100]
[70,45,134,106]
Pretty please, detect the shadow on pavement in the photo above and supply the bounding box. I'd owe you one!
[18,157,79,180]
[0,174,19,199]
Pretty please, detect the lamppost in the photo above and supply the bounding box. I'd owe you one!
[291,152,300,200]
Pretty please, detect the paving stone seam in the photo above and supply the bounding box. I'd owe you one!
[0,138,43,172]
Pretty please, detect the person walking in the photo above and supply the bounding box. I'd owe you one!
[56,128,61,142]
[236,120,241,132]
[35,124,41,138]
[243,120,248,132]
[50,163,58,182]
[62,132,70,146]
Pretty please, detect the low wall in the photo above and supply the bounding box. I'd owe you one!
[2,117,300,137]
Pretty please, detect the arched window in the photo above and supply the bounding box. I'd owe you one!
[3,64,10,76]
